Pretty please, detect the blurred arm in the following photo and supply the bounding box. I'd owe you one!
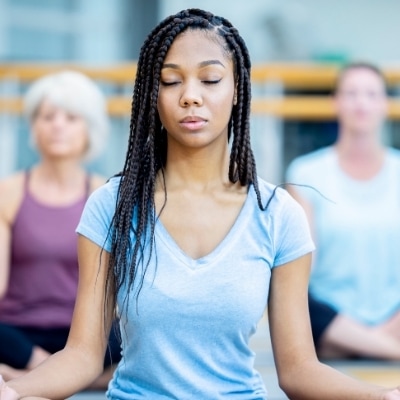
[0,175,24,298]
[269,253,389,400]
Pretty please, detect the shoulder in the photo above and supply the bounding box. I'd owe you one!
[77,176,121,251]
[255,177,279,197]
[0,171,26,223]
[286,146,335,184]
[0,171,25,193]
[253,179,315,266]
[254,178,311,237]
[386,147,400,164]
[86,176,121,208]
[254,178,304,215]
[88,173,107,194]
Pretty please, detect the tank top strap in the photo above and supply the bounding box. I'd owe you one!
[24,169,31,192]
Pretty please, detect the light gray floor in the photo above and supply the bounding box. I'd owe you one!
[69,313,400,400]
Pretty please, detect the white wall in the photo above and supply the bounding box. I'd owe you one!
[300,0,400,63]
[159,0,400,64]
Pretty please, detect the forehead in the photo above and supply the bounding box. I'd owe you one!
[337,68,385,91]
[33,96,84,121]
[163,29,232,64]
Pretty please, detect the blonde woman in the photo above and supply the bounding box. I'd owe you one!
[0,71,120,389]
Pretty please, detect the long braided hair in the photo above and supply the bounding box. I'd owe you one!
[106,8,268,315]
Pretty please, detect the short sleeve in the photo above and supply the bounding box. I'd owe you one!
[285,157,317,203]
[285,148,334,204]
[76,178,119,252]
[272,188,315,267]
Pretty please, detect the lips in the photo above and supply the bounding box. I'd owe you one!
[180,116,206,123]
[179,116,207,130]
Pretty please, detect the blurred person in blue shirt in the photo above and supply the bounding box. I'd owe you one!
[287,62,400,360]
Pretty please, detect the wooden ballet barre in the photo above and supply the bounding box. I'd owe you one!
[251,64,339,89]
[251,63,400,89]
[0,63,138,85]
[2,95,400,120]
[1,62,400,89]
[251,96,400,119]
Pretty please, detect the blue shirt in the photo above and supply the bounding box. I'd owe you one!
[76,177,314,399]
[287,146,400,325]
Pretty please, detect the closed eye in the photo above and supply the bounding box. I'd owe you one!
[160,81,179,86]
[203,79,221,85]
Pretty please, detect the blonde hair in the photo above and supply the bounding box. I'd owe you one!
[23,70,109,161]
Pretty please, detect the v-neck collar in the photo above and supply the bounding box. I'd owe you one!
[155,187,253,269]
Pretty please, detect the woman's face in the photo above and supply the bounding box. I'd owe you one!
[334,68,387,137]
[157,29,236,152]
[31,98,89,160]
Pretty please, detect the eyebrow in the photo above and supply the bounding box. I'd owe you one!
[162,60,225,69]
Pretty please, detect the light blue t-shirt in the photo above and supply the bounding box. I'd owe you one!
[287,146,400,325]
[76,177,314,400]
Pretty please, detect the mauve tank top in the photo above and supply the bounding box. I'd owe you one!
[0,171,89,328]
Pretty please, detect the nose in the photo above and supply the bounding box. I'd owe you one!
[179,81,203,107]
[51,111,67,125]
[49,111,71,134]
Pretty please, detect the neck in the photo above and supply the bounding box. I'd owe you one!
[34,158,85,187]
[335,129,383,161]
[160,147,232,192]
[335,129,385,180]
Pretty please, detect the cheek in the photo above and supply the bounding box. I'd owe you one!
[336,102,357,117]
[30,122,46,146]
[69,120,90,150]
[370,101,387,115]
[81,135,90,155]
[77,127,90,152]
[214,91,235,117]
[31,119,49,135]
[216,81,235,106]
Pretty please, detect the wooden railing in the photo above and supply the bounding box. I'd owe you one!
[0,63,138,84]
[1,62,400,120]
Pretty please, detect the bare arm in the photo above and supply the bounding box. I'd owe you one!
[0,174,24,298]
[0,205,11,298]
[268,253,399,400]
[6,236,114,400]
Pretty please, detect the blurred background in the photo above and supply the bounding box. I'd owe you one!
[1,3,400,398]
[1,0,400,182]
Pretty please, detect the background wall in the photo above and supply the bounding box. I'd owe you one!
[3,0,399,64]
[1,0,400,182]
[161,0,400,64]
